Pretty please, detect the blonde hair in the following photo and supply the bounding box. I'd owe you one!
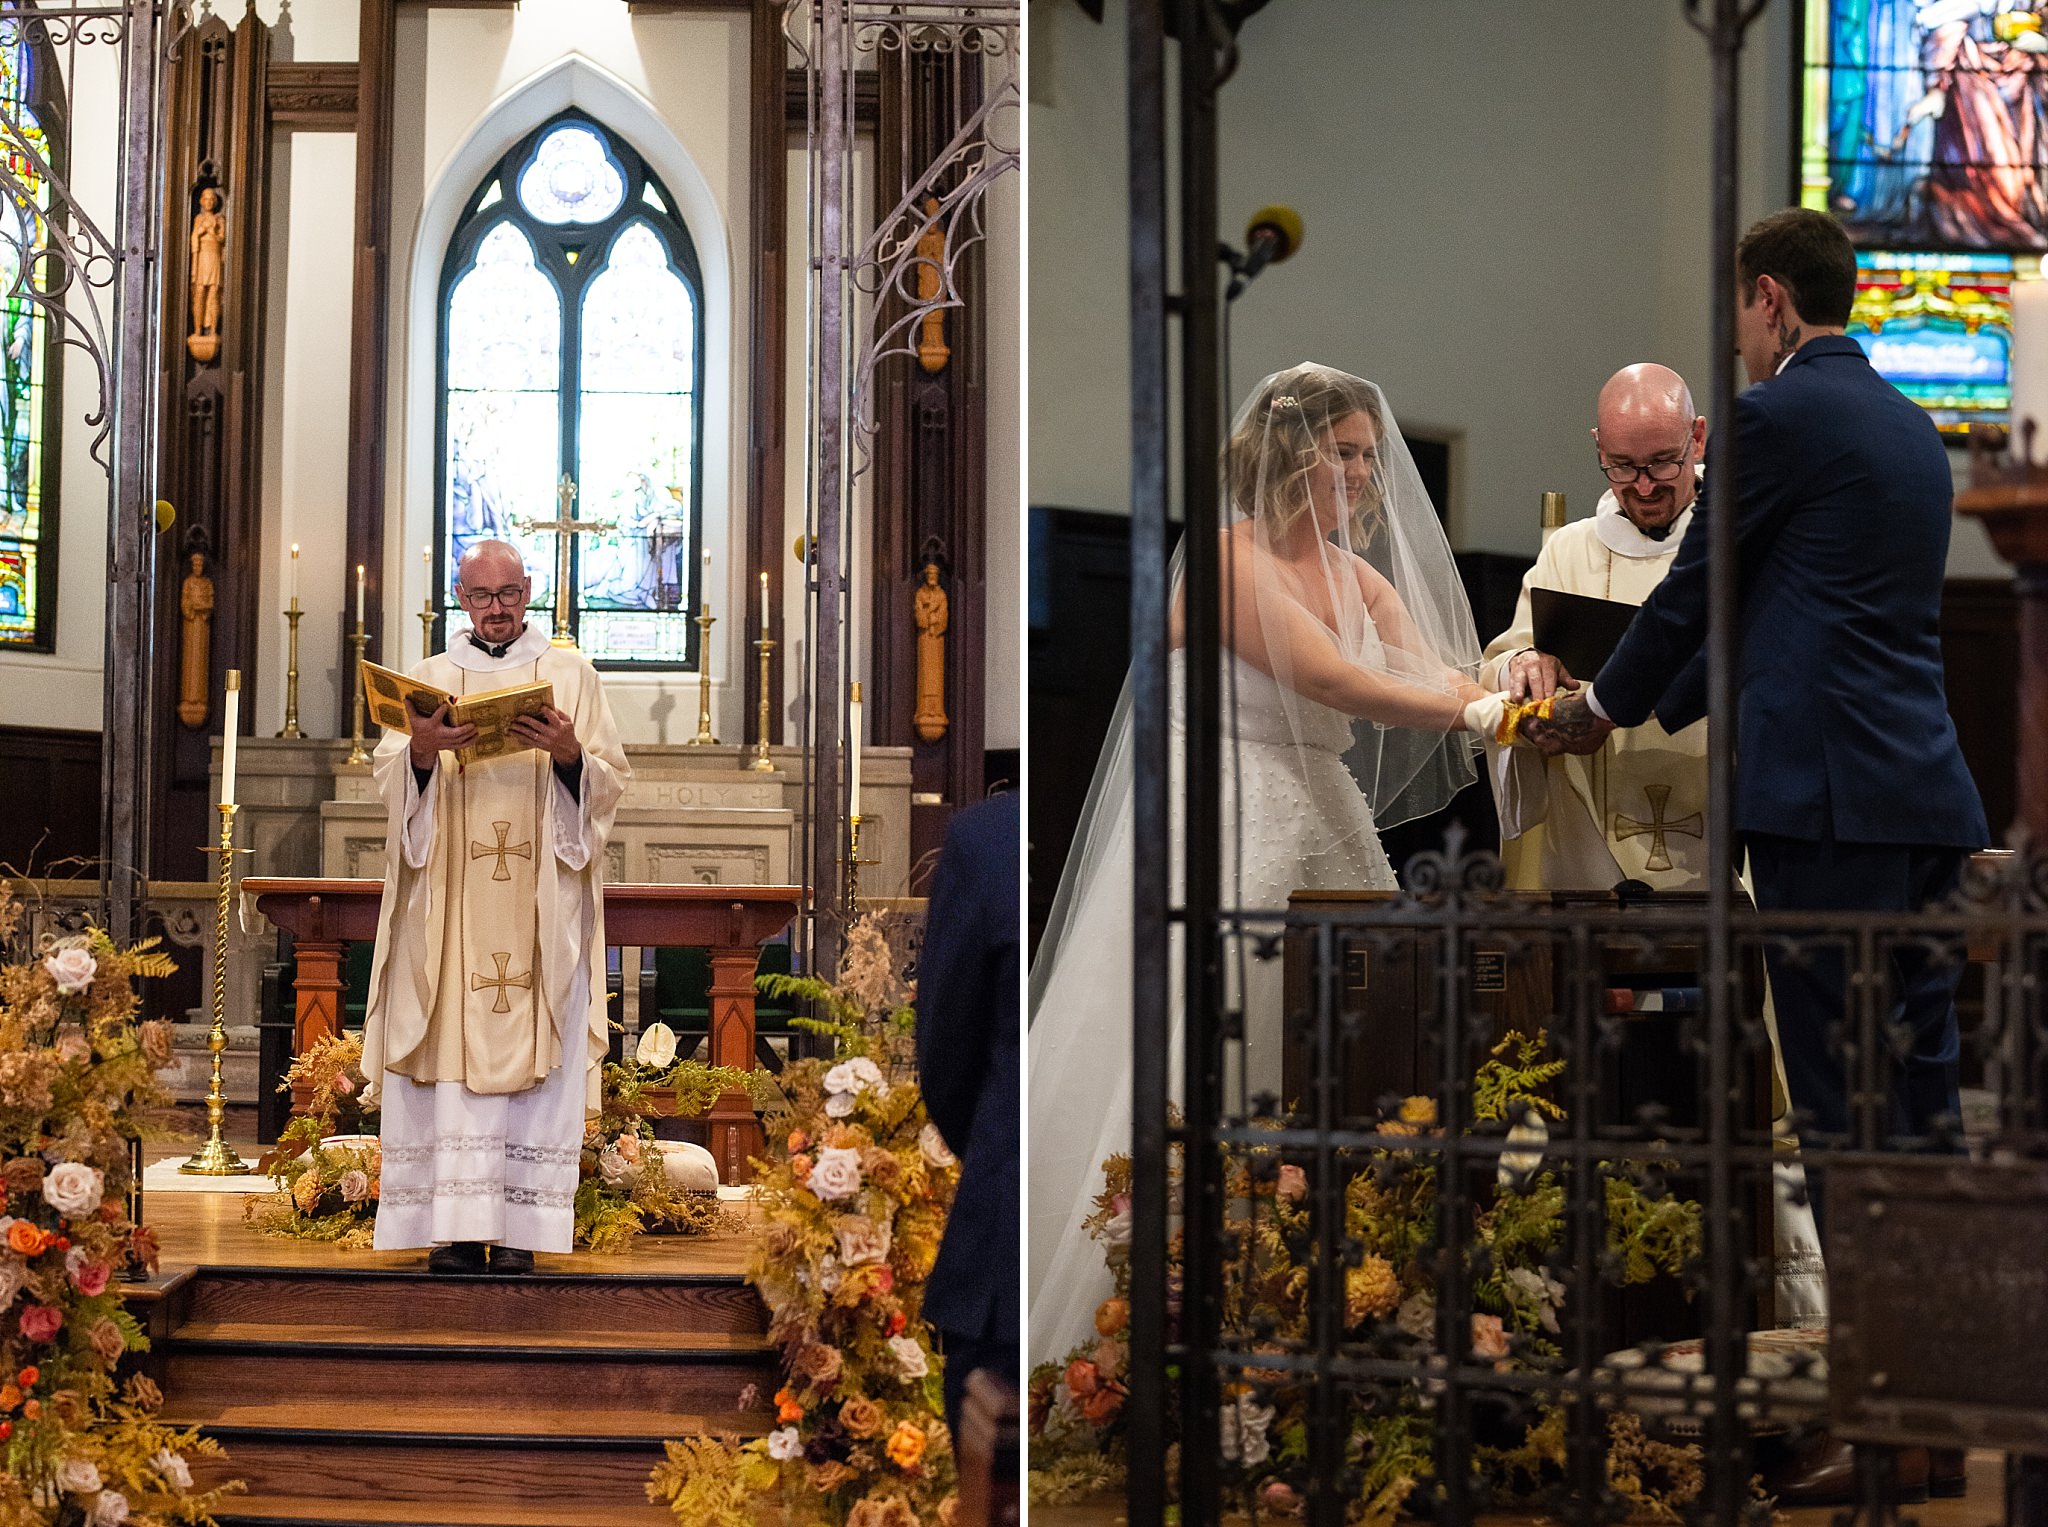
[1225,367,1384,540]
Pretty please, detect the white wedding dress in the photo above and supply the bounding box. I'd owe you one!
[1026,648,1400,1368]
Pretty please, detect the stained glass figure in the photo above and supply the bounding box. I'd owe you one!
[444,222,563,617]
[0,21,55,650]
[437,113,702,666]
[517,123,626,227]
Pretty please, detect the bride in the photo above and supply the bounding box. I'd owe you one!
[1028,364,1515,1368]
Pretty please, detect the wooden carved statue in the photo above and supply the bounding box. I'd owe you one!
[177,552,215,728]
[915,196,950,374]
[913,561,949,742]
[187,186,225,363]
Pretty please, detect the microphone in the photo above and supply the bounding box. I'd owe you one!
[1224,204,1304,299]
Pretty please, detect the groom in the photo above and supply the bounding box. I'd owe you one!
[1531,208,1987,1198]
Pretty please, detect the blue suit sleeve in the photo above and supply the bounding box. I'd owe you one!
[1594,390,1801,728]
[914,814,990,1156]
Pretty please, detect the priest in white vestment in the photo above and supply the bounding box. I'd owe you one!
[1481,364,1825,1328]
[361,539,629,1273]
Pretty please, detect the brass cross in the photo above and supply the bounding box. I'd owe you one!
[513,474,617,646]
[470,950,534,1014]
[1612,783,1704,873]
[470,820,532,882]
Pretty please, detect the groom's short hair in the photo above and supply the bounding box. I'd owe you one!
[1736,208,1856,329]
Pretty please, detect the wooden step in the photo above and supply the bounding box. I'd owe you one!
[190,1435,674,1510]
[165,1398,766,1440]
[160,1343,775,1417]
[171,1320,771,1354]
[215,1498,677,1527]
[173,1269,767,1341]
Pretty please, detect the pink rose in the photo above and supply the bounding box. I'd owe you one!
[90,1316,127,1363]
[807,1146,864,1202]
[54,1031,90,1066]
[614,1134,642,1164]
[1276,1164,1307,1202]
[338,1170,371,1204]
[42,947,96,994]
[333,1073,355,1096]
[1470,1313,1510,1362]
[41,1163,104,1218]
[18,1304,62,1342]
[66,1252,110,1297]
[834,1215,892,1268]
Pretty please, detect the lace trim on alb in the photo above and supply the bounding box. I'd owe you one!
[504,1143,580,1167]
[505,1184,575,1208]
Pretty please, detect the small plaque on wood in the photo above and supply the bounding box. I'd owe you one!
[1828,1158,2048,1451]
[1471,950,1508,993]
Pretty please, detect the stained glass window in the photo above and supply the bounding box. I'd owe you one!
[0,21,58,651]
[436,113,703,667]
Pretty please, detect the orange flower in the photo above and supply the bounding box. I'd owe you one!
[1095,1298,1129,1337]
[1064,1358,1100,1398]
[775,1386,804,1424]
[14,1367,35,1388]
[885,1419,926,1470]
[0,1386,17,1410]
[1081,1384,1124,1425]
[20,1400,38,1420]
[6,1221,43,1255]
[788,1129,809,1154]
[884,1310,907,1338]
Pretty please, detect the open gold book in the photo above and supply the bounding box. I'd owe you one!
[361,659,553,767]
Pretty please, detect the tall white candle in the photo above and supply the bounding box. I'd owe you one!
[2011,271,2048,454]
[848,682,863,819]
[289,543,299,604]
[221,670,240,808]
[355,564,365,626]
[759,570,769,632]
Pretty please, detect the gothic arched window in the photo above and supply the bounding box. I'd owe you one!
[437,111,704,667]
[0,20,64,653]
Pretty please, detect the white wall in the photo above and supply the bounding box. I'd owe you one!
[985,159,1022,752]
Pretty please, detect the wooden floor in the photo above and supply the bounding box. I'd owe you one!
[1032,1449,2013,1526]
[136,1175,755,1279]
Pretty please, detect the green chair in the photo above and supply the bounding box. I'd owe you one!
[639,942,799,1071]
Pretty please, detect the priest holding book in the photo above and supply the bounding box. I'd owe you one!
[360,538,630,1273]
[1480,363,1709,893]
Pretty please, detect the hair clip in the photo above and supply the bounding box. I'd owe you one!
[1269,394,1299,410]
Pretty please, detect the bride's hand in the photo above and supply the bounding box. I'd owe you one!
[1460,693,1509,740]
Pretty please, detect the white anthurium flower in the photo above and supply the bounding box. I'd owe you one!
[634,1022,678,1070]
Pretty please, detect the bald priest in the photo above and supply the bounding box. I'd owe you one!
[360,539,630,1273]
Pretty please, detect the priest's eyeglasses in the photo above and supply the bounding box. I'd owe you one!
[1597,441,1694,486]
[459,585,527,608]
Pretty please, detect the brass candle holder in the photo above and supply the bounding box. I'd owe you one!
[842,814,878,915]
[689,606,719,745]
[747,633,777,771]
[180,802,252,1176]
[419,600,436,663]
[276,600,304,739]
[345,624,371,764]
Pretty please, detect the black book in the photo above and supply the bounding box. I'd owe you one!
[1529,586,1641,679]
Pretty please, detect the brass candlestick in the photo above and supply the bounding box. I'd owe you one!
[345,625,370,764]
[747,634,777,771]
[419,600,436,662]
[689,606,719,745]
[276,600,304,739]
[842,814,878,915]
[180,803,251,1176]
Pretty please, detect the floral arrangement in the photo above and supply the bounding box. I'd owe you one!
[0,888,240,1525]
[246,1031,774,1254]
[1027,1031,1710,1524]
[648,914,963,1527]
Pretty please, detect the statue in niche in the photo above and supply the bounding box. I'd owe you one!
[187,186,225,363]
[914,196,950,374]
[913,561,949,742]
[177,553,215,728]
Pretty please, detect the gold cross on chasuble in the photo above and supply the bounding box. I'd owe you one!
[471,820,533,881]
[471,950,533,1014]
[1612,783,1704,873]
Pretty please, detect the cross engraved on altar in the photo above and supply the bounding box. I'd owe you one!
[471,951,533,1014]
[1613,783,1704,874]
[470,820,532,882]
[515,475,617,648]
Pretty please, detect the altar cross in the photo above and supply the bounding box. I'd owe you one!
[516,475,617,648]
[471,950,534,1014]
[470,820,533,882]
[1613,784,1704,874]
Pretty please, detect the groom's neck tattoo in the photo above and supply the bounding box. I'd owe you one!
[1771,314,1803,373]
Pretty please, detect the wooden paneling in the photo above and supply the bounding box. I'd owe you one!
[0,725,101,873]
[266,62,358,128]
[1941,577,2021,844]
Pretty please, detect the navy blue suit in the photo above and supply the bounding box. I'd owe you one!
[1594,336,1987,1175]
[915,792,1020,1436]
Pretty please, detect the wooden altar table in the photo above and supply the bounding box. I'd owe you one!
[242,878,804,1183]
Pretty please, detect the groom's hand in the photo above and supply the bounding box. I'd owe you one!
[1504,648,1576,704]
[1521,692,1613,756]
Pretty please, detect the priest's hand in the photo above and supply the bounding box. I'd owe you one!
[510,704,582,766]
[1520,691,1613,757]
[409,704,477,767]
[1504,648,1577,704]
